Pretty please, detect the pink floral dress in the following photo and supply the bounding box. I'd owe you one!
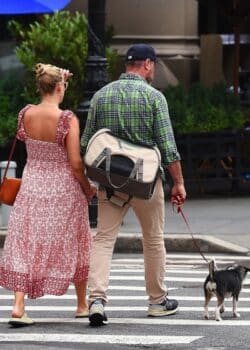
[0,105,91,298]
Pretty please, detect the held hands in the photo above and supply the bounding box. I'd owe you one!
[85,183,97,204]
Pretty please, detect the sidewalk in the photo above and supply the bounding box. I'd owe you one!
[1,196,250,255]
[115,196,250,255]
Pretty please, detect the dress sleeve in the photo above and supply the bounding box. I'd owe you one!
[56,110,74,147]
[16,104,32,141]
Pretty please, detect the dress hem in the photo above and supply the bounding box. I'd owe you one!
[0,266,89,299]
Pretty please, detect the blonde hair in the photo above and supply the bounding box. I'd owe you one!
[35,63,64,94]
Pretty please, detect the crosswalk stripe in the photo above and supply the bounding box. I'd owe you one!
[110,275,205,281]
[108,276,250,283]
[0,333,202,345]
[167,254,250,260]
[0,318,250,326]
[112,264,196,269]
[0,276,211,284]
[0,286,177,291]
[1,306,250,312]
[2,275,249,285]
[113,255,250,261]
[169,260,235,265]
[2,295,250,301]
[76,285,177,291]
[110,269,208,274]
[115,260,236,265]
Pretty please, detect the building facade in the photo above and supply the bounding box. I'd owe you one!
[66,0,200,89]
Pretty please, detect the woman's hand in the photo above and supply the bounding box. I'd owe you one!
[85,183,97,204]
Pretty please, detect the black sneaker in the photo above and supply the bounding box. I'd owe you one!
[89,299,108,327]
[148,297,179,317]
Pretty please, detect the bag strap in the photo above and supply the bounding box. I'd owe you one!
[1,137,17,181]
[105,148,143,189]
[106,188,132,207]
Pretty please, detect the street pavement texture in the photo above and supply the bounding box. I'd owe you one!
[1,252,250,349]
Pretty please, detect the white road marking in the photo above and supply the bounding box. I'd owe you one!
[1,295,250,301]
[2,274,248,285]
[0,285,177,291]
[112,264,196,269]
[70,285,177,291]
[110,275,204,281]
[113,254,250,261]
[110,269,208,274]
[106,276,250,283]
[0,275,206,283]
[1,306,250,312]
[0,333,202,345]
[0,318,250,326]
[114,259,237,265]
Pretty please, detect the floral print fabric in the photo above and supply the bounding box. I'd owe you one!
[0,105,91,298]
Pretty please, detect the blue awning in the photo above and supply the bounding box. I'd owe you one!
[0,0,71,14]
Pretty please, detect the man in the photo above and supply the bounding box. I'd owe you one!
[81,43,186,327]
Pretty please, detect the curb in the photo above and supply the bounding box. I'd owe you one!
[114,233,249,255]
[1,230,248,255]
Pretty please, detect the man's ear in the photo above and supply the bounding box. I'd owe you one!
[144,58,151,71]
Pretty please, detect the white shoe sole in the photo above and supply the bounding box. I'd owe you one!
[148,306,179,317]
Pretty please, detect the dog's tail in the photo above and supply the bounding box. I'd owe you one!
[208,259,217,282]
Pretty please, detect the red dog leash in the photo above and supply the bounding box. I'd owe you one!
[172,198,209,264]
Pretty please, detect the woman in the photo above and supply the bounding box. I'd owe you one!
[0,63,96,326]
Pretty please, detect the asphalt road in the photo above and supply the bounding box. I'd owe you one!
[1,252,250,350]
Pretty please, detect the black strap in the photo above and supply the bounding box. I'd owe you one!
[105,148,143,189]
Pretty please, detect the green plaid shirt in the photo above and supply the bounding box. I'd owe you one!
[80,73,180,167]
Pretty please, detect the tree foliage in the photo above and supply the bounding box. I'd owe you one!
[164,82,245,133]
[8,11,89,110]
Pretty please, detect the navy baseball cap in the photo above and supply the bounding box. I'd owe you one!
[125,44,157,62]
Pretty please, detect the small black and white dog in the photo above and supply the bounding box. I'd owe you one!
[203,260,250,321]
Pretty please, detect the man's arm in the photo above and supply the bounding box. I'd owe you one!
[80,95,97,156]
[167,160,186,205]
[153,91,181,167]
[153,92,186,205]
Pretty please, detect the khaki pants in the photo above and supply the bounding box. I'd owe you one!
[88,178,167,304]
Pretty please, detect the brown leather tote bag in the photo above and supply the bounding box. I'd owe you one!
[0,137,21,206]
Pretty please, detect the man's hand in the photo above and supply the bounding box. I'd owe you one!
[170,183,186,206]
[166,161,186,206]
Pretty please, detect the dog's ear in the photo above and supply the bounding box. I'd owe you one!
[244,266,250,272]
[237,265,250,279]
[239,265,250,272]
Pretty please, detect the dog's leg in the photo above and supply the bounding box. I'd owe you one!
[233,297,240,318]
[215,295,224,321]
[220,303,225,314]
[204,291,213,320]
